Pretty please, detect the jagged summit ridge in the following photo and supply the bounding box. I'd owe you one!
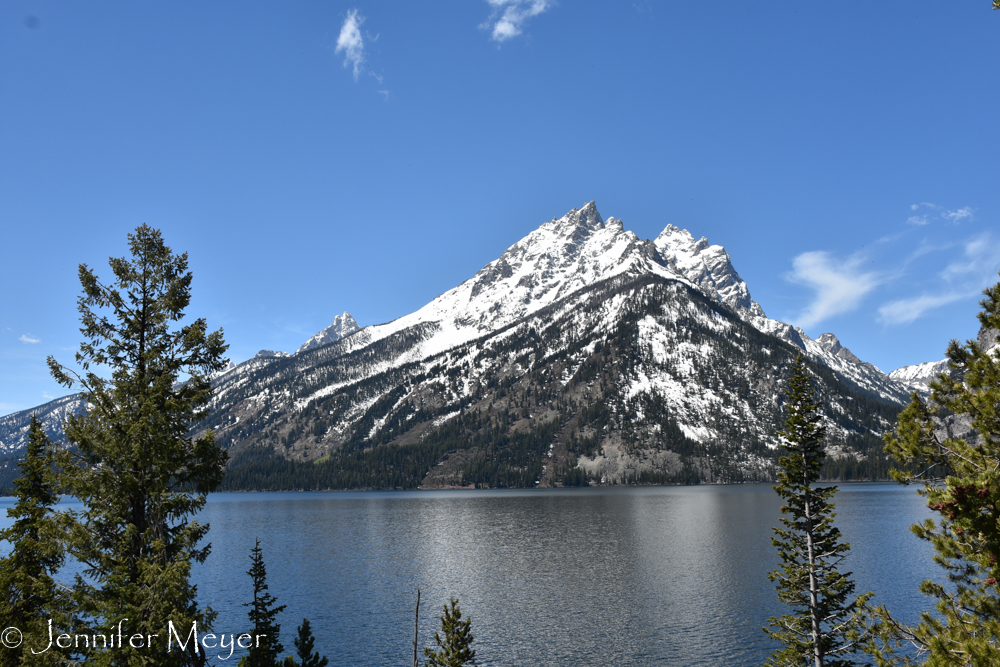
[344,202,684,363]
[302,201,904,403]
[298,312,360,353]
[654,225,765,319]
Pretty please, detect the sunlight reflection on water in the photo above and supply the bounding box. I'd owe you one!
[0,483,935,666]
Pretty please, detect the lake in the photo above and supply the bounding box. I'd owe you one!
[2,483,937,665]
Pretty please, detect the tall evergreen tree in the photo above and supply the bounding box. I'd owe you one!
[241,539,286,667]
[46,225,228,666]
[874,278,1000,665]
[764,355,872,667]
[424,598,476,667]
[0,416,73,667]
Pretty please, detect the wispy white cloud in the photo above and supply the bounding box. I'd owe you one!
[482,0,552,43]
[787,252,881,329]
[943,206,973,223]
[906,202,973,226]
[19,334,40,344]
[908,240,954,262]
[878,292,970,326]
[336,9,366,80]
[941,232,1000,282]
[878,232,1000,325]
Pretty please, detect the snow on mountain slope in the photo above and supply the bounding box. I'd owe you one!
[288,202,904,403]
[209,271,897,488]
[326,202,687,363]
[650,221,903,403]
[653,225,764,318]
[1,201,910,459]
[298,312,360,353]
[0,394,86,455]
[222,202,909,424]
[889,359,950,395]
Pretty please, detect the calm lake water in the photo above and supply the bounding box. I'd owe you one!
[2,483,937,666]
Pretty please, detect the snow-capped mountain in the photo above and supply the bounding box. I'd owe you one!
[2,202,915,488]
[649,222,900,402]
[889,359,950,395]
[298,313,360,353]
[194,202,912,487]
[0,395,86,455]
[290,202,904,404]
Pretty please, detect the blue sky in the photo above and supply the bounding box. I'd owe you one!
[2,1,999,415]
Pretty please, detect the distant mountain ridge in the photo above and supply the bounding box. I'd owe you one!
[2,202,919,488]
[889,360,950,395]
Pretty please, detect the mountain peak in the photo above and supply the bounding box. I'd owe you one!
[254,350,290,359]
[298,312,361,354]
[889,359,950,394]
[817,332,841,349]
[575,200,603,228]
[542,201,605,237]
[653,224,763,318]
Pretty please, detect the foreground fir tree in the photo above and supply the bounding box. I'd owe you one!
[282,619,328,667]
[47,225,228,666]
[873,279,1000,666]
[424,598,476,667]
[0,416,74,667]
[764,356,872,667]
[241,539,287,667]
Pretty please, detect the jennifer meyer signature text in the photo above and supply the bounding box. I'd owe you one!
[2,619,266,660]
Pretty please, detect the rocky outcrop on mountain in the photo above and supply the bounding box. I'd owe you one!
[889,359,951,396]
[297,312,360,353]
[881,325,999,453]
[653,225,764,318]
[255,350,291,359]
[979,326,999,355]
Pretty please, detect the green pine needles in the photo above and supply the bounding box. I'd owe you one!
[288,618,328,667]
[239,540,328,667]
[764,355,872,667]
[0,416,74,667]
[46,224,229,666]
[424,598,476,667]
[873,278,1000,666]
[241,539,287,667]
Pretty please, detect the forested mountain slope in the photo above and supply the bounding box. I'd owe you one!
[2,203,911,489]
[216,272,901,489]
